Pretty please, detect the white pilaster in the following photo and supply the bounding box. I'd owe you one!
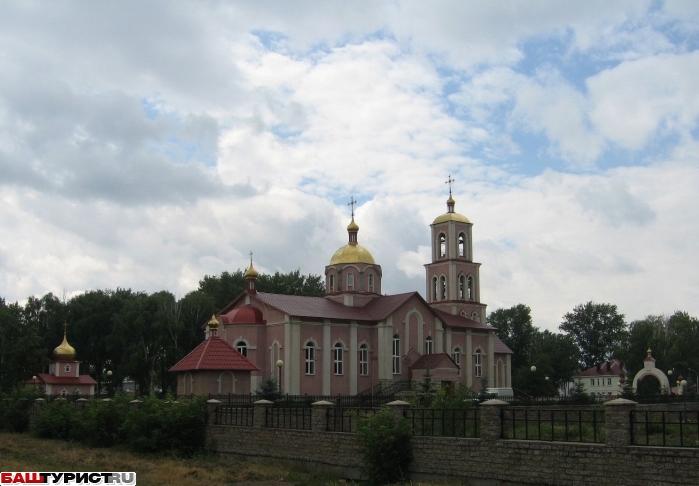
[350,322,358,395]
[322,321,331,395]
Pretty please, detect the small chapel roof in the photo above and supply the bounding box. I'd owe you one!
[169,337,260,372]
[37,374,97,386]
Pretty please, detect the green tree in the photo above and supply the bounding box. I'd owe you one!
[559,302,628,370]
[356,408,412,485]
[488,304,536,370]
[620,315,669,379]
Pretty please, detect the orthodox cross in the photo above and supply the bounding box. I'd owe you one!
[249,251,254,266]
[445,175,455,197]
[348,196,357,218]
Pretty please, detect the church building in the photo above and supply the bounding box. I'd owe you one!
[35,327,97,396]
[182,190,513,396]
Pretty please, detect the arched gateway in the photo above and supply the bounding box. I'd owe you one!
[632,348,669,392]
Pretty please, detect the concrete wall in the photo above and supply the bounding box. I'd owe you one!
[206,399,699,486]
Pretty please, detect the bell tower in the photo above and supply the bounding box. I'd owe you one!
[425,177,487,322]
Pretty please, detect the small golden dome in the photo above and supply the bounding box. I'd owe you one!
[433,196,471,224]
[208,314,219,330]
[244,263,259,279]
[329,244,376,265]
[347,218,359,232]
[53,333,76,361]
[433,212,471,224]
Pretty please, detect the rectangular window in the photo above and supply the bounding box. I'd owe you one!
[590,379,594,387]
[392,337,400,374]
[334,346,343,375]
[425,338,433,355]
[359,347,368,376]
[475,352,482,377]
[607,378,611,386]
[305,346,315,375]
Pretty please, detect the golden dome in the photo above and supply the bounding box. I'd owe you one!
[433,196,471,224]
[208,314,219,330]
[329,244,375,265]
[432,212,471,224]
[244,262,259,279]
[347,218,359,232]
[53,332,76,360]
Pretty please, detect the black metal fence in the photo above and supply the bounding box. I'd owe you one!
[631,410,699,447]
[404,408,480,438]
[327,407,380,432]
[501,408,605,443]
[215,406,254,427]
[266,406,312,430]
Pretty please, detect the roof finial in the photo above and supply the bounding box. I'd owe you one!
[249,250,254,267]
[348,196,357,218]
[445,175,455,198]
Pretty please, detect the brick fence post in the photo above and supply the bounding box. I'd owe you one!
[479,399,509,442]
[75,398,88,411]
[253,399,273,428]
[312,400,334,431]
[207,399,222,426]
[385,400,411,423]
[129,399,141,410]
[29,398,46,431]
[604,398,637,447]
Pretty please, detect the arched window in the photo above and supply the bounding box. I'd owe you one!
[439,233,446,258]
[432,276,438,301]
[467,276,474,300]
[347,272,354,291]
[368,274,374,292]
[305,341,315,375]
[458,233,466,257]
[61,389,67,397]
[64,364,71,373]
[235,341,247,357]
[472,311,479,321]
[392,335,401,374]
[359,344,368,376]
[453,347,462,368]
[459,275,465,299]
[440,275,447,300]
[334,343,343,375]
[425,336,433,355]
[330,275,335,292]
[475,349,483,377]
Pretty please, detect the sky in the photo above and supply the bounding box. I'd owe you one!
[0,1,698,331]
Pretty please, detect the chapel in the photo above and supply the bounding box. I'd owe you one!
[174,186,513,397]
[35,325,97,396]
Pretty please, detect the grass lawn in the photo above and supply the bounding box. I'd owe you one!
[0,433,346,486]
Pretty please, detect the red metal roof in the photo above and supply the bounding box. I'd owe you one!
[254,292,415,322]
[577,359,625,377]
[494,337,513,354]
[37,374,97,385]
[432,308,492,330]
[412,353,458,370]
[169,336,260,372]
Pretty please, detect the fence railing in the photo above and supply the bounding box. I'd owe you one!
[631,410,699,447]
[215,406,254,427]
[266,406,312,430]
[404,408,480,438]
[501,408,605,443]
[328,407,380,432]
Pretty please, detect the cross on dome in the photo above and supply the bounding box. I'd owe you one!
[347,196,357,218]
[445,175,455,197]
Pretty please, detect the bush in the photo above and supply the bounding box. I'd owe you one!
[34,394,208,457]
[356,408,413,485]
[0,387,42,432]
[122,395,208,456]
[34,400,80,440]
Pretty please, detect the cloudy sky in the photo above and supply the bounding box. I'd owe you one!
[1,1,698,331]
